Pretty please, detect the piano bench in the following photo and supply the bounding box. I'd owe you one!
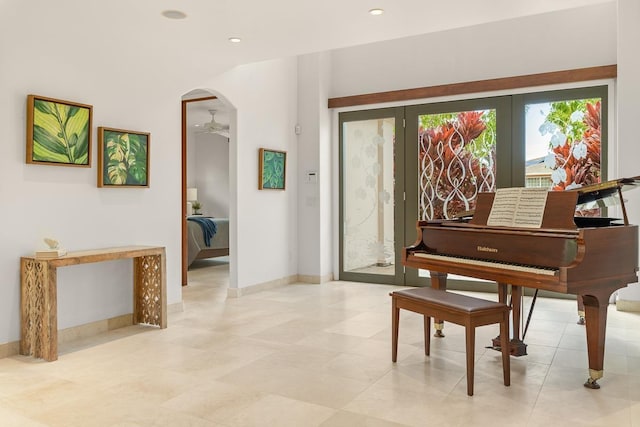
[390,287,511,396]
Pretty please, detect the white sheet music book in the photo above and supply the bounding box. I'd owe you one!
[487,187,549,228]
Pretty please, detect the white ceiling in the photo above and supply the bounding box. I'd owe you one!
[169,0,612,130]
[155,0,612,74]
[7,0,612,131]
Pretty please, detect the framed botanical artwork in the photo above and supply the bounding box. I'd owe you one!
[259,148,286,190]
[97,127,150,188]
[26,94,93,166]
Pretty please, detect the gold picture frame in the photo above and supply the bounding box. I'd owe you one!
[258,148,286,190]
[98,127,150,188]
[26,94,93,166]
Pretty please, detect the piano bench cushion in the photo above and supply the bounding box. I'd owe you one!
[391,287,509,318]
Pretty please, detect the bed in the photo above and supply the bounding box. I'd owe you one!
[187,217,229,267]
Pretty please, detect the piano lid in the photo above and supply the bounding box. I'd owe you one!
[573,176,640,208]
[450,176,640,224]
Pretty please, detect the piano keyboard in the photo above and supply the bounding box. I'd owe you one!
[413,253,558,276]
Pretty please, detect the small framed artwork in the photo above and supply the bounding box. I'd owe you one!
[259,148,286,190]
[98,127,150,188]
[26,94,93,166]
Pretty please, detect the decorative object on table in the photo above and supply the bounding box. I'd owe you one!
[26,94,93,166]
[98,127,150,187]
[35,237,67,258]
[259,148,286,190]
[191,200,202,215]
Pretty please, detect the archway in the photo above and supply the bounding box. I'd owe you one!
[181,89,236,286]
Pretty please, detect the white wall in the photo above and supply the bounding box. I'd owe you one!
[297,52,333,279]
[0,4,183,343]
[329,3,617,99]
[198,58,299,290]
[612,0,640,302]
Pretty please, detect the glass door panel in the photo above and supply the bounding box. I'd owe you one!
[418,110,497,220]
[405,97,511,288]
[339,108,404,284]
[525,98,602,190]
[520,86,607,217]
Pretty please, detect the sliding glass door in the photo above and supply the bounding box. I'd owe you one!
[338,86,607,288]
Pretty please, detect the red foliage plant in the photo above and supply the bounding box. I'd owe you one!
[551,101,601,191]
[419,111,495,219]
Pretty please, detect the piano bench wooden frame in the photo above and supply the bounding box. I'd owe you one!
[391,287,511,396]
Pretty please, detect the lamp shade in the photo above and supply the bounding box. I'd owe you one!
[186,187,198,201]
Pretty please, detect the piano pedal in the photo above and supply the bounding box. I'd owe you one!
[492,337,527,356]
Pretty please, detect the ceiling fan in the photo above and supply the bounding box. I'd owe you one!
[197,110,229,137]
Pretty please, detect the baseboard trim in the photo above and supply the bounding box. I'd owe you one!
[0,306,184,360]
[298,273,334,284]
[58,314,134,345]
[168,301,184,313]
[227,274,299,297]
[0,340,19,359]
[616,299,640,312]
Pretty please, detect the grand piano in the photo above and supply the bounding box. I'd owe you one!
[402,177,640,389]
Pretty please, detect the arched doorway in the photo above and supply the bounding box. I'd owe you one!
[181,89,234,286]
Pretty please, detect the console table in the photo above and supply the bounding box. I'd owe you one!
[20,246,167,361]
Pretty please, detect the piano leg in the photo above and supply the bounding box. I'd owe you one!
[581,288,615,390]
[430,271,447,337]
[492,284,528,356]
[510,286,528,356]
[511,285,522,342]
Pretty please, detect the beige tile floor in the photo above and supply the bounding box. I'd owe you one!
[2,257,640,426]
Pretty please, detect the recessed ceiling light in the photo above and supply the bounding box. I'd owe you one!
[228,37,242,43]
[161,10,187,20]
[368,8,384,16]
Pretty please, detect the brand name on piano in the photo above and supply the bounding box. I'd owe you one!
[477,246,498,253]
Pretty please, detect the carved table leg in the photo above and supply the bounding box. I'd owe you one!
[20,259,58,361]
[430,271,447,337]
[133,253,167,328]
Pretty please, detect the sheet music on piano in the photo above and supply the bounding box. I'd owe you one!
[486,188,549,228]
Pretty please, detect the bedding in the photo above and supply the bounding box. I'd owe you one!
[187,217,229,267]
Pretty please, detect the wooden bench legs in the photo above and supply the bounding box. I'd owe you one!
[391,287,511,396]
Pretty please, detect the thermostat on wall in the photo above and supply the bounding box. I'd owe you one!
[306,171,318,184]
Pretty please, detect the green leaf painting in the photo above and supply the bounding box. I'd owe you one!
[99,128,149,187]
[27,95,92,166]
[260,149,286,189]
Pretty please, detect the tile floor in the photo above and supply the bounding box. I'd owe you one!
[2,257,640,426]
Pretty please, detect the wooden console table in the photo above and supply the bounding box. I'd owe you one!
[20,246,167,361]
